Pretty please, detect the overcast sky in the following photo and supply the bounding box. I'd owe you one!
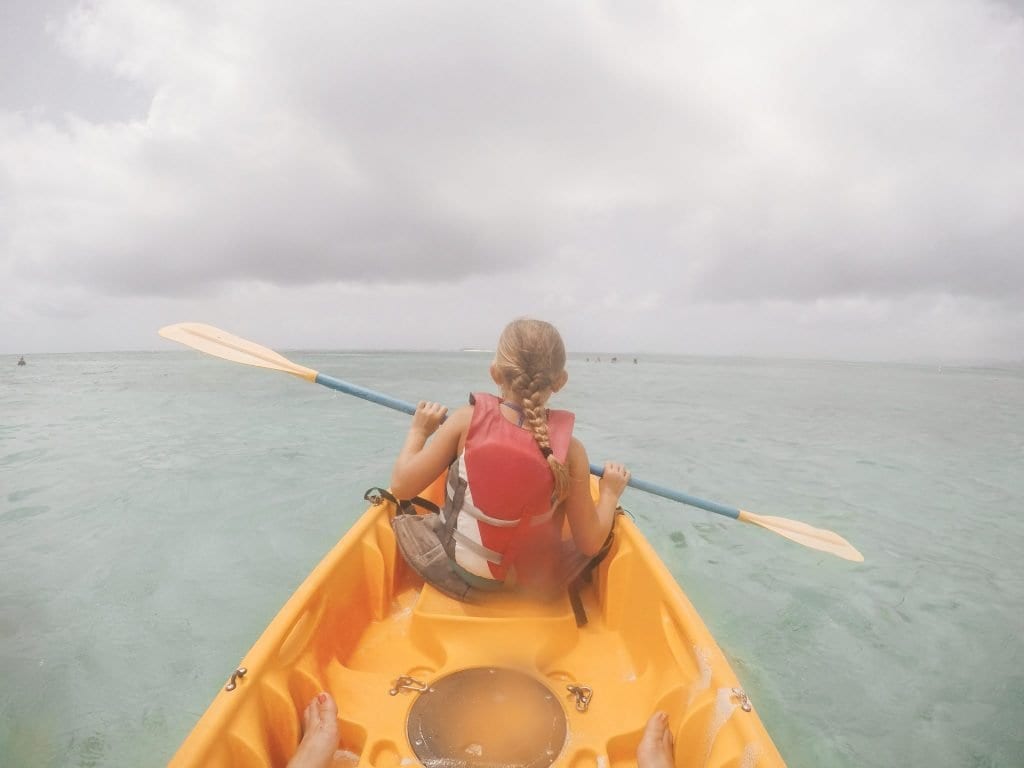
[1,0,1022,360]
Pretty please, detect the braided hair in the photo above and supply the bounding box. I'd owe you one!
[494,318,571,502]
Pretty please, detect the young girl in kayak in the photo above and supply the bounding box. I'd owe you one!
[389,317,630,597]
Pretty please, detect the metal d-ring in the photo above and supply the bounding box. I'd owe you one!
[566,684,593,712]
[389,675,432,695]
[225,667,247,692]
[730,687,753,712]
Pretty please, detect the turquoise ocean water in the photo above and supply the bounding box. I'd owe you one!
[1,351,1022,767]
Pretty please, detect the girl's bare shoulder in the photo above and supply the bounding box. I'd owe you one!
[449,405,474,424]
[566,435,590,468]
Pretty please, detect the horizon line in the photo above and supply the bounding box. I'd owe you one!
[3,346,1022,369]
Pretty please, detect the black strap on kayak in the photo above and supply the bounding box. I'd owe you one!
[363,487,441,516]
[568,511,622,627]
[568,582,588,627]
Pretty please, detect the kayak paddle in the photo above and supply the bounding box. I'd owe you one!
[159,322,864,562]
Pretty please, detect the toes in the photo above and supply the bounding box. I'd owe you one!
[641,711,668,744]
[637,712,675,768]
[302,700,316,731]
[317,692,338,723]
[303,691,337,733]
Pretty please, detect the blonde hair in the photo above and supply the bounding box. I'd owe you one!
[494,318,571,502]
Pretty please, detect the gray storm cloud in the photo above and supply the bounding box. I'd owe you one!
[1,0,1023,356]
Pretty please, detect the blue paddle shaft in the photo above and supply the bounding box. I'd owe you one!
[589,467,741,520]
[314,371,741,521]
[315,372,417,415]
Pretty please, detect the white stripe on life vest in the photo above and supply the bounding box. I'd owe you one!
[452,463,499,579]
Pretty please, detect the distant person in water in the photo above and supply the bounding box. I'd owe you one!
[389,317,630,598]
[287,692,675,768]
[17,356,26,366]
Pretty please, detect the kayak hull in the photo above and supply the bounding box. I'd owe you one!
[170,479,786,767]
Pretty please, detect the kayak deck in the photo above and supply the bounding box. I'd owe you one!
[170,484,785,767]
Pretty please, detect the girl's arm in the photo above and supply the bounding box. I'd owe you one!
[390,403,472,499]
[562,437,630,556]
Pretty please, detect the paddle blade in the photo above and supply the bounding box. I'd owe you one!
[158,323,318,381]
[738,510,864,562]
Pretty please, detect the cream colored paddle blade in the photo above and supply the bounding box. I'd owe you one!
[158,323,318,382]
[738,510,864,562]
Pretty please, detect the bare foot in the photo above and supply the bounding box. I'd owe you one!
[287,692,339,768]
[637,711,674,768]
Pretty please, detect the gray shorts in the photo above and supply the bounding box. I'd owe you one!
[391,512,482,602]
[391,511,606,603]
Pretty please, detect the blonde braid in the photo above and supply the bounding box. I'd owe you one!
[498,318,571,503]
[518,373,570,502]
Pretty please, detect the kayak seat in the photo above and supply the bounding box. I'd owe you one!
[407,580,583,669]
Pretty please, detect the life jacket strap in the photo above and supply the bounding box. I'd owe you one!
[363,487,441,516]
[451,529,505,564]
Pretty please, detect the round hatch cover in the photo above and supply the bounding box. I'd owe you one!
[406,667,568,768]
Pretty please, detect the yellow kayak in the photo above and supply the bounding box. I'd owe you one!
[169,477,787,767]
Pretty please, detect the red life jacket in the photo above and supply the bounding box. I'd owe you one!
[442,392,574,585]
